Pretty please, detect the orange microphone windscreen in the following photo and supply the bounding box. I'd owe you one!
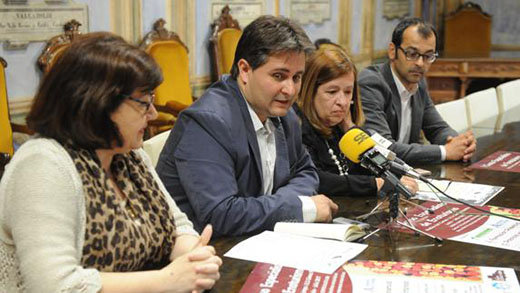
[339,128,376,163]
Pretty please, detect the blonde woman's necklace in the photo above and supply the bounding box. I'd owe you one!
[325,140,348,176]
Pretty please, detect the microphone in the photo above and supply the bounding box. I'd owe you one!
[339,127,414,199]
[367,130,424,180]
[388,161,423,180]
[368,130,409,166]
[374,145,396,161]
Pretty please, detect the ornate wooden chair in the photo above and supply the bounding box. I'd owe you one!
[140,19,195,137]
[443,2,491,58]
[210,5,242,80]
[37,19,82,73]
[0,57,33,178]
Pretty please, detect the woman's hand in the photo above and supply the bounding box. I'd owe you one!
[375,178,385,191]
[162,225,222,292]
[377,176,418,195]
[170,225,214,260]
[159,246,222,293]
[99,234,221,293]
[400,176,418,195]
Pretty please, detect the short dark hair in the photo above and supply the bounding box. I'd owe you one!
[391,17,438,51]
[230,15,314,79]
[27,32,163,149]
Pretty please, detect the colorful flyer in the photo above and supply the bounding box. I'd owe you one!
[470,151,520,173]
[387,202,520,251]
[343,261,520,293]
[240,261,520,293]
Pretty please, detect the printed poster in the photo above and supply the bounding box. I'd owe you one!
[470,151,520,173]
[387,202,520,252]
[240,261,520,292]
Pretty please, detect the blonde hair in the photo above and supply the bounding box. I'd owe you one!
[297,43,364,137]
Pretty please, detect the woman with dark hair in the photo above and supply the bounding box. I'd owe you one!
[295,43,418,197]
[0,32,221,292]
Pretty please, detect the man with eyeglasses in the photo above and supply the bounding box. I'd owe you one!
[358,17,476,165]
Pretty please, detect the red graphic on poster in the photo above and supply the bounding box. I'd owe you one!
[239,263,353,293]
[386,202,490,239]
[470,151,520,173]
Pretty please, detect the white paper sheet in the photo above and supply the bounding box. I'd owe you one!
[224,231,367,274]
[414,179,504,206]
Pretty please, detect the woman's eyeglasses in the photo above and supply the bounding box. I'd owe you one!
[398,47,438,63]
[123,92,155,112]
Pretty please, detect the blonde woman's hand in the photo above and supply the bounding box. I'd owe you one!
[400,176,418,195]
[375,178,385,191]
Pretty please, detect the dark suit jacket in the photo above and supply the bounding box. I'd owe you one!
[358,62,458,165]
[293,105,377,197]
[156,75,319,237]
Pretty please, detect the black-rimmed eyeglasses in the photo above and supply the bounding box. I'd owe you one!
[122,91,155,112]
[398,46,438,63]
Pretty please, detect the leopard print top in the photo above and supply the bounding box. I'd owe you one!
[65,145,177,272]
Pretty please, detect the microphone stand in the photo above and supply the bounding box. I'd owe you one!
[355,153,442,242]
[388,189,442,241]
[357,186,442,242]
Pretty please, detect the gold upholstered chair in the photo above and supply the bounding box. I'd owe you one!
[37,19,82,73]
[0,57,33,178]
[210,5,242,80]
[140,19,194,137]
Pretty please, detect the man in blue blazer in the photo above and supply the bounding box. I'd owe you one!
[157,16,338,237]
[359,18,476,165]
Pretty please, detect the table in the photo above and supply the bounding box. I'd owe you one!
[426,58,520,104]
[210,121,520,292]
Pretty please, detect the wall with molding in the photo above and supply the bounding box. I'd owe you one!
[0,0,111,119]
[2,0,519,120]
[2,0,354,111]
[373,0,416,59]
[470,0,520,58]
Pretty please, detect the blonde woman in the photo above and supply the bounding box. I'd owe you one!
[295,42,417,198]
